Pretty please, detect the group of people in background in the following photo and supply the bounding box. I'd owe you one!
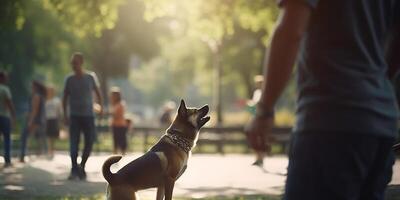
[0,52,132,181]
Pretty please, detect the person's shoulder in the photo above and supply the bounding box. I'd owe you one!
[52,97,61,104]
[0,84,10,93]
[65,73,75,79]
[84,70,97,78]
[54,96,61,102]
[0,84,7,90]
[64,73,75,82]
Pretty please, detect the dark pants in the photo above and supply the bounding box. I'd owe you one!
[0,116,11,163]
[69,116,95,169]
[112,126,128,151]
[284,132,395,200]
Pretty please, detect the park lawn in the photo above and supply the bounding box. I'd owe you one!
[19,194,281,200]
[22,193,400,200]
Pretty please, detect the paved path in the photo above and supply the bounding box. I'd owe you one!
[0,152,399,199]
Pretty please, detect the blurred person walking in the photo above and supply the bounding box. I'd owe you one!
[246,1,400,200]
[245,75,270,167]
[20,79,47,162]
[63,52,103,180]
[45,86,62,159]
[110,87,129,155]
[0,71,16,167]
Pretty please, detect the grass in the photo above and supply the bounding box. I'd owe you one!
[0,195,104,200]
[174,195,281,200]
[5,194,281,200]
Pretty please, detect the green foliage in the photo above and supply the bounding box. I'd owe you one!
[138,0,283,107]
[141,0,278,41]
[88,0,164,79]
[0,0,127,109]
[0,0,24,31]
[1,0,296,119]
[40,0,124,38]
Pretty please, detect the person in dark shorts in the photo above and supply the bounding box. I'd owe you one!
[246,1,400,200]
[45,86,62,158]
[63,52,103,180]
[110,87,129,155]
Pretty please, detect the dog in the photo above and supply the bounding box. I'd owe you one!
[102,100,210,200]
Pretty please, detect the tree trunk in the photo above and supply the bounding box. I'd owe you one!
[213,45,223,125]
[98,72,109,109]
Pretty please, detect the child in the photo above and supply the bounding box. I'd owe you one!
[45,86,62,159]
[110,87,128,155]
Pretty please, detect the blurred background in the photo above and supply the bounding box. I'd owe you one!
[1,1,400,200]
[1,0,295,127]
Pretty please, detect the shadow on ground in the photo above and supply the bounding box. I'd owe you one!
[0,164,105,199]
[177,186,283,198]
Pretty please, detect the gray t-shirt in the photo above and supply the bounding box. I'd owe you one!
[64,71,100,117]
[0,84,11,118]
[278,0,400,138]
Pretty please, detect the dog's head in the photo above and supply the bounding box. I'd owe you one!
[169,100,210,140]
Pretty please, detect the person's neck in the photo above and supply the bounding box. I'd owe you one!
[75,70,84,77]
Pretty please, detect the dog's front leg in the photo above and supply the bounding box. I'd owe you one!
[164,178,175,200]
[156,185,165,200]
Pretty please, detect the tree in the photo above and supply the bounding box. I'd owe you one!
[139,0,280,123]
[87,0,167,105]
[0,0,124,112]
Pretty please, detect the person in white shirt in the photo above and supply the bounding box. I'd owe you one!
[45,86,62,158]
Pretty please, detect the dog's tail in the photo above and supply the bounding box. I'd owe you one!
[102,155,122,184]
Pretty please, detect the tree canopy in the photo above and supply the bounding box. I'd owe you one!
[1,0,296,123]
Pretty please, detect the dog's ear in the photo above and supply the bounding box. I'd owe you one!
[178,99,187,116]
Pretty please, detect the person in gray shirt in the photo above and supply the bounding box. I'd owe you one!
[63,52,103,180]
[246,0,399,200]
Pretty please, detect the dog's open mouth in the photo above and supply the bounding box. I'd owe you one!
[197,105,210,127]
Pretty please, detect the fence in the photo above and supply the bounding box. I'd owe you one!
[96,122,292,154]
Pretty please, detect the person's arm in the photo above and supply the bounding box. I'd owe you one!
[28,94,40,131]
[246,1,313,138]
[92,73,103,115]
[4,88,16,126]
[5,98,16,126]
[62,84,69,125]
[56,98,63,120]
[94,85,103,115]
[258,1,312,112]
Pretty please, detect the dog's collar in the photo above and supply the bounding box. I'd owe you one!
[165,129,193,154]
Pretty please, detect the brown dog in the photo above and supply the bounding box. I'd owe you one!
[102,100,210,200]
